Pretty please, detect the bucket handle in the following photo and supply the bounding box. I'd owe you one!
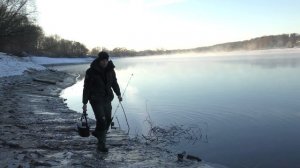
[81,111,89,127]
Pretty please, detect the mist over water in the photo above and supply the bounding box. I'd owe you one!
[57,50,300,168]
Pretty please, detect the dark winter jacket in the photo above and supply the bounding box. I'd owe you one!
[82,59,121,104]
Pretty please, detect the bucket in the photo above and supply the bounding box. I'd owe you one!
[77,113,90,137]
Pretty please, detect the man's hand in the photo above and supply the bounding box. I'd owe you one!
[118,95,123,102]
[82,104,87,112]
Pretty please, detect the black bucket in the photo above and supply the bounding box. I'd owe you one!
[77,113,90,137]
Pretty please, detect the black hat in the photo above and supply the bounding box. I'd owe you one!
[98,51,109,60]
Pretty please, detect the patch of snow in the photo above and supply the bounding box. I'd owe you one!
[27,56,94,65]
[0,52,46,78]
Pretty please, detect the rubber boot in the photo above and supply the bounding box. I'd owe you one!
[97,130,108,152]
[97,142,108,152]
[91,131,98,138]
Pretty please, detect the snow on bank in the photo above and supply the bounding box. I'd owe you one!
[0,52,46,78]
[0,52,95,78]
[28,56,94,65]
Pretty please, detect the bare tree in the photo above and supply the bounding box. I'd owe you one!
[0,0,33,37]
[0,0,41,54]
[90,46,102,56]
[37,35,89,57]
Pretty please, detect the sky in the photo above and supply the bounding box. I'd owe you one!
[36,0,300,51]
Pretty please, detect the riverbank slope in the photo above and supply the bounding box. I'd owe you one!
[0,53,212,167]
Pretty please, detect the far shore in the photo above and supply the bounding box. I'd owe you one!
[31,47,300,61]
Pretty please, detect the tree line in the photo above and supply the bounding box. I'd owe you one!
[89,33,300,57]
[89,47,180,57]
[192,33,300,53]
[1,1,299,58]
[0,0,88,57]
[37,35,88,57]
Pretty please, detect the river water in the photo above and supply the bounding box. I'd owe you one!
[54,49,300,168]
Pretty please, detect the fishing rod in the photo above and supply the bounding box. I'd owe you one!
[112,73,133,118]
[111,74,133,131]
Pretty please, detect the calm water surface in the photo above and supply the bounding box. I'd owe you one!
[54,50,300,168]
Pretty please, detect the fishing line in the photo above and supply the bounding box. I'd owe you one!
[120,102,130,134]
[116,116,121,129]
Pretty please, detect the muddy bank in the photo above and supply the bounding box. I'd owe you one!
[0,69,211,168]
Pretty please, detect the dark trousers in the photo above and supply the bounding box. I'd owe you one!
[90,101,112,143]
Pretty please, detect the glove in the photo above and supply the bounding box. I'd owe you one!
[118,95,123,102]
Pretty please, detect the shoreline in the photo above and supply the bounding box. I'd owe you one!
[0,69,208,167]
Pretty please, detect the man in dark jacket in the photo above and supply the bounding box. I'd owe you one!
[82,51,122,152]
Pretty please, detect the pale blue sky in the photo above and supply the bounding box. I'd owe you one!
[36,0,300,50]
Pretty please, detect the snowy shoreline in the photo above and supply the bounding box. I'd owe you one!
[0,52,94,78]
[27,56,94,65]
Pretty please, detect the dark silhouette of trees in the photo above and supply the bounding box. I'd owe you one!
[89,46,109,56]
[0,0,43,55]
[37,35,88,57]
[288,33,298,48]
[0,0,88,57]
[90,47,101,56]
[96,33,300,57]
[109,47,137,57]
[191,33,300,54]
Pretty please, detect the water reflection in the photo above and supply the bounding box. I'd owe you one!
[55,51,300,168]
[221,54,300,68]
